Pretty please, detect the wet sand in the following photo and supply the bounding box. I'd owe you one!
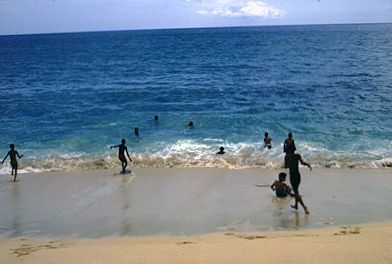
[1,168,391,263]
[0,168,391,237]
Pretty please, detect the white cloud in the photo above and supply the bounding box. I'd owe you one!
[197,1,285,18]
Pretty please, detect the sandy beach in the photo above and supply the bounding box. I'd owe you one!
[1,222,391,264]
[0,168,391,263]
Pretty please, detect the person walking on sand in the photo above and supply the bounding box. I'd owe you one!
[283,132,296,168]
[286,152,312,214]
[110,139,132,173]
[1,144,23,182]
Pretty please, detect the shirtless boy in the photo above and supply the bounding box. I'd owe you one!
[110,139,132,173]
[2,144,24,182]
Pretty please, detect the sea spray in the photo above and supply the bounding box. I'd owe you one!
[0,139,391,174]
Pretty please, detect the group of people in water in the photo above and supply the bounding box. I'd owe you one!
[1,114,311,214]
[216,131,311,214]
[112,115,312,214]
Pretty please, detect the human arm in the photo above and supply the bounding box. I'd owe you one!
[110,144,119,149]
[2,153,9,164]
[17,152,23,159]
[125,148,132,162]
[292,140,296,152]
[285,184,295,196]
[270,182,276,191]
[299,157,312,171]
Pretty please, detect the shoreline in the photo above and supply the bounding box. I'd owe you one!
[1,167,391,238]
[1,221,391,264]
[1,167,391,263]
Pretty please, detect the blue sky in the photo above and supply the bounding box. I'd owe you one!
[0,0,391,35]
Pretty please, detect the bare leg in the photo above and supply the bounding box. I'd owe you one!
[13,166,18,182]
[292,190,309,214]
[291,190,299,210]
[297,194,309,214]
[122,161,127,172]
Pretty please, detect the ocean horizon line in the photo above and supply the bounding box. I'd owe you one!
[1,21,391,37]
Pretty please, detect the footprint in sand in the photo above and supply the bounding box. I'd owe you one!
[334,226,361,236]
[11,241,71,257]
[224,233,267,240]
[176,241,198,245]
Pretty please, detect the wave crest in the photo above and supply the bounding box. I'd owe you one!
[0,140,390,174]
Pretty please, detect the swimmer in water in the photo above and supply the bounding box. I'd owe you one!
[216,146,225,155]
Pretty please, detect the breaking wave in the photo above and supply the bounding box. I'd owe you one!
[0,139,391,175]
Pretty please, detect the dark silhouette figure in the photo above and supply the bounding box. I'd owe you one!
[154,115,159,121]
[286,152,312,214]
[134,127,140,137]
[187,121,194,128]
[264,132,272,149]
[216,147,225,155]
[110,139,132,173]
[270,172,294,198]
[283,132,296,168]
[2,144,23,182]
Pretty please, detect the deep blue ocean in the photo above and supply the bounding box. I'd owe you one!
[1,24,391,173]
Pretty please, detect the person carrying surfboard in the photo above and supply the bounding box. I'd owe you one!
[110,139,132,173]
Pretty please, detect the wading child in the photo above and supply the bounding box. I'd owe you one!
[110,139,132,173]
[270,172,293,198]
[2,144,24,182]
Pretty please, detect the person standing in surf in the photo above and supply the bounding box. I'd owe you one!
[110,139,132,173]
[264,132,272,149]
[283,132,296,168]
[1,144,24,182]
[286,152,311,214]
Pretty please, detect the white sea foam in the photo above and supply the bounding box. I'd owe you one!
[372,158,392,168]
[0,140,390,174]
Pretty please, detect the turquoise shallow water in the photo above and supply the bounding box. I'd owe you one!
[0,24,391,173]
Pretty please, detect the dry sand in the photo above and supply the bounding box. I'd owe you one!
[1,221,391,264]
